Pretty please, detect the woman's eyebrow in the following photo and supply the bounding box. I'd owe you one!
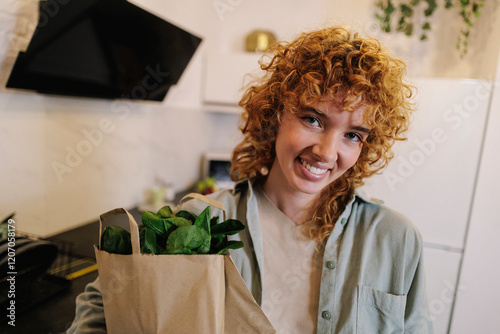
[351,126,371,135]
[303,106,325,116]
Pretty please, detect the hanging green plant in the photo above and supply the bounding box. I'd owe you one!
[375,0,485,58]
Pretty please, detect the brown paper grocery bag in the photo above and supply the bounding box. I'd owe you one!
[95,205,275,334]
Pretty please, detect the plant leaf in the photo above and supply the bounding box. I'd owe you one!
[210,234,225,253]
[143,227,158,254]
[400,4,413,17]
[210,219,245,236]
[101,225,132,254]
[424,0,438,16]
[196,227,211,254]
[210,216,219,227]
[157,206,174,219]
[175,210,197,223]
[217,240,245,254]
[166,225,204,251]
[142,210,167,237]
[166,217,193,227]
[194,206,211,233]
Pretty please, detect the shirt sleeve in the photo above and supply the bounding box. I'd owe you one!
[66,277,107,334]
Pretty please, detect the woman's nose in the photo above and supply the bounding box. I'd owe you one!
[311,133,339,163]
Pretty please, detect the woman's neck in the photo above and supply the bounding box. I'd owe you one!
[261,175,318,225]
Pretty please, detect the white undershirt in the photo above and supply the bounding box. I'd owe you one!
[254,183,323,334]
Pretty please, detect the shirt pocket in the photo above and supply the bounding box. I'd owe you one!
[356,285,406,334]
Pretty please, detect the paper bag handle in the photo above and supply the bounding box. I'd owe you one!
[179,193,226,221]
[98,208,141,255]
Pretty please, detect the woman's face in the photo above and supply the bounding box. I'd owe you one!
[268,98,370,197]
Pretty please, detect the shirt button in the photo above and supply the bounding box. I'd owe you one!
[322,310,332,320]
[341,218,347,225]
[326,261,335,270]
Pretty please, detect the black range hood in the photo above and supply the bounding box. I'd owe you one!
[6,0,202,101]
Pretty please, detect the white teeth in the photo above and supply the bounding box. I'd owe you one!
[300,159,328,175]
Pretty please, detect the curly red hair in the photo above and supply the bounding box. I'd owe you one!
[230,26,415,242]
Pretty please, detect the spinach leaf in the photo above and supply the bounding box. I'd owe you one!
[166,225,204,251]
[209,234,225,254]
[157,206,174,219]
[139,224,146,253]
[210,216,219,227]
[165,217,192,227]
[175,210,197,223]
[101,225,132,254]
[210,219,245,236]
[194,206,211,233]
[217,240,245,255]
[196,227,211,254]
[143,227,158,254]
[142,210,167,237]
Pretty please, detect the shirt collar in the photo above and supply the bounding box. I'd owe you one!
[354,187,385,205]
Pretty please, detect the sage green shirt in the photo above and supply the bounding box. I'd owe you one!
[68,179,433,334]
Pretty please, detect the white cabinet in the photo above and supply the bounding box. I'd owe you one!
[361,78,491,249]
[202,52,263,113]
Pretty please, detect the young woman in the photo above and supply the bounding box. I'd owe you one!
[68,26,433,333]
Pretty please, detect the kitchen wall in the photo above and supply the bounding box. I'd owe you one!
[1,1,499,332]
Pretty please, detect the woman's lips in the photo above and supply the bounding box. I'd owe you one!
[300,158,328,175]
[298,158,330,181]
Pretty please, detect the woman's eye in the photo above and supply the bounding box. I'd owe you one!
[346,132,361,141]
[303,116,319,126]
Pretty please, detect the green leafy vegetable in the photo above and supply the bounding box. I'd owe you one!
[216,240,245,255]
[142,210,167,237]
[166,225,205,251]
[100,205,246,255]
[143,227,158,254]
[210,219,245,236]
[175,210,197,223]
[165,217,192,227]
[101,225,132,254]
[158,206,174,219]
